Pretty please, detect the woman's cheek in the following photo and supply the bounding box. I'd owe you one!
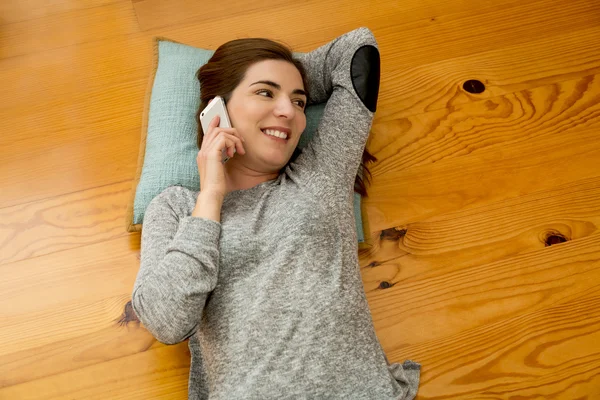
[297,117,307,135]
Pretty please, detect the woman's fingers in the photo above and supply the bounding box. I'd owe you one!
[226,133,246,155]
[214,127,245,143]
[205,121,245,146]
[203,115,246,159]
[212,133,246,158]
[201,130,245,159]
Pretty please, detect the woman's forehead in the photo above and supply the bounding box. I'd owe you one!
[243,60,304,88]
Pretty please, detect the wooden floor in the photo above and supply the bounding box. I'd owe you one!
[1,0,599,398]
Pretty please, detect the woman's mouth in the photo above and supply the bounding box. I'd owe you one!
[261,128,289,142]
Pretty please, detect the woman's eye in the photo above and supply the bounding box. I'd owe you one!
[257,89,305,108]
[256,89,272,97]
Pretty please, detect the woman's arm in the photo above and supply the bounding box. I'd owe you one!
[132,186,221,345]
[293,27,381,190]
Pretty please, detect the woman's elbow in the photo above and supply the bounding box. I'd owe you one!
[131,289,197,345]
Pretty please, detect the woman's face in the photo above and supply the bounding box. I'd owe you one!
[225,59,307,172]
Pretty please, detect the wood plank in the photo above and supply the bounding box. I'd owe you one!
[1,0,600,396]
[0,123,141,210]
[367,232,600,347]
[3,177,598,391]
[369,73,600,173]
[364,192,600,356]
[365,123,600,233]
[0,43,149,111]
[7,161,597,389]
[132,0,524,32]
[0,180,132,265]
[376,0,600,71]
[0,342,190,399]
[0,235,140,356]
[133,0,600,124]
[0,0,123,25]
[2,24,600,209]
[134,0,319,31]
[4,73,595,267]
[0,320,156,388]
[0,1,139,60]
[364,72,600,231]
[404,283,600,398]
[3,0,598,114]
[131,0,600,70]
[2,0,545,63]
[360,175,600,293]
[2,231,598,397]
[0,0,538,109]
[376,25,600,120]
[2,180,593,387]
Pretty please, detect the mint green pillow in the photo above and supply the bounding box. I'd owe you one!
[127,38,366,243]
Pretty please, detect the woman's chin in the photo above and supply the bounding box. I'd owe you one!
[260,152,290,167]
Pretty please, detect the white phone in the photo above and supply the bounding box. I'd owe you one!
[200,96,234,163]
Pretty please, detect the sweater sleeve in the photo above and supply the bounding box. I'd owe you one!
[293,27,380,190]
[131,187,221,345]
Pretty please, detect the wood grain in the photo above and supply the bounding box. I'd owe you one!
[368,232,600,399]
[0,0,123,25]
[0,342,190,400]
[2,24,599,209]
[414,285,600,399]
[0,180,132,265]
[365,123,600,232]
[0,235,140,356]
[370,73,600,174]
[376,25,600,121]
[131,0,530,33]
[0,318,155,388]
[0,1,139,59]
[1,0,598,209]
[360,176,600,294]
[2,0,600,398]
[376,0,600,70]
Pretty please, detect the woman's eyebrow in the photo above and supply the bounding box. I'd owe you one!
[250,80,307,97]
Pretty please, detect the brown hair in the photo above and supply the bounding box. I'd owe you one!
[194,38,376,197]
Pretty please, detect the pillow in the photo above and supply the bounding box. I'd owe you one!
[126,37,371,244]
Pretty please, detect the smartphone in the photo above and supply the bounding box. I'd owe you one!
[200,96,234,163]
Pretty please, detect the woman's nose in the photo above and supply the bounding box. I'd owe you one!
[274,98,295,118]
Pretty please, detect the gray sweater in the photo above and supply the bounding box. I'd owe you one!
[132,27,420,400]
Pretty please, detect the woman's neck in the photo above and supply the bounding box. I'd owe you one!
[224,160,279,194]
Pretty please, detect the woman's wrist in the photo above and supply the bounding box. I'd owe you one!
[192,191,224,222]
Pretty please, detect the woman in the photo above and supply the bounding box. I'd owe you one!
[132,27,420,399]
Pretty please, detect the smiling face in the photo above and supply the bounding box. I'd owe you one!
[225,59,307,172]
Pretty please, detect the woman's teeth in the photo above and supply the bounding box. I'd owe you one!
[263,129,288,140]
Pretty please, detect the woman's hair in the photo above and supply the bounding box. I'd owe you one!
[195,38,376,197]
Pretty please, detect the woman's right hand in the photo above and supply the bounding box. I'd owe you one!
[196,115,246,198]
